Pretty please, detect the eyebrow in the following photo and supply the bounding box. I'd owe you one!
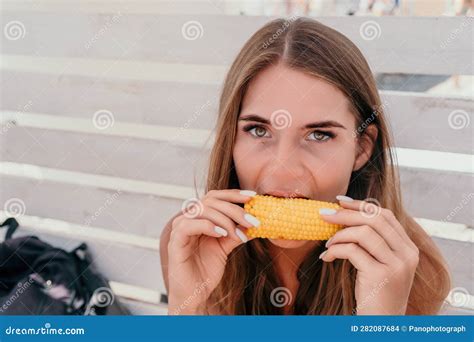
[238,114,347,130]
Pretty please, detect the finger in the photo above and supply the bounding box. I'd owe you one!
[218,226,256,255]
[205,189,257,203]
[336,197,412,246]
[205,197,261,230]
[379,208,417,249]
[320,207,404,252]
[197,205,242,243]
[320,242,380,270]
[170,219,228,249]
[326,225,395,265]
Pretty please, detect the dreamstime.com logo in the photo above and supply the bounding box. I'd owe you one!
[262,16,297,49]
[181,20,204,41]
[359,20,381,41]
[92,287,115,307]
[181,198,204,219]
[0,278,35,313]
[3,198,26,218]
[83,287,115,315]
[84,190,122,227]
[352,100,388,138]
[352,277,390,315]
[3,20,26,41]
[270,109,292,130]
[4,323,85,336]
[448,109,470,130]
[84,11,123,50]
[92,109,115,130]
[445,193,473,222]
[172,278,211,314]
[359,198,382,219]
[440,16,472,49]
[447,287,472,308]
[270,286,292,308]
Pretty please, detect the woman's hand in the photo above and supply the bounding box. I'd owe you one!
[319,196,419,315]
[167,189,259,314]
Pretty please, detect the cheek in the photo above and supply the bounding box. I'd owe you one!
[232,137,262,188]
[304,144,356,197]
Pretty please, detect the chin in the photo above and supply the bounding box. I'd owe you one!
[268,238,313,249]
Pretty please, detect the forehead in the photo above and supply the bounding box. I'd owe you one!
[241,62,354,125]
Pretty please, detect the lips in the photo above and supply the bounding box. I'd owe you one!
[263,191,309,199]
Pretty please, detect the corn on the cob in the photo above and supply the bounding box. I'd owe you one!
[244,195,343,240]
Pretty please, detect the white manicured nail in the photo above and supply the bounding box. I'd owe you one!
[236,228,248,243]
[240,190,257,197]
[336,195,353,202]
[214,226,228,237]
[325,237,332,247]
[319,250,327,259]
[244,214,260,227]
[319,208,337,215]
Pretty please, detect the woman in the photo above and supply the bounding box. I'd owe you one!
[160,17,450,315]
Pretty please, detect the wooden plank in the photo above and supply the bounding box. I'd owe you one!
[119,298,167,315]
[399,167,473,226]
[382,91,473,155]
[1,0,228,15]
[1,71,472,153]
[0,112,214,148]
[432,237,473,295]
[0,70,219,130]
[109,281,163,305]
[0,210,160,250]
[439,305,474,315]
[0,126,209,187]
[416,218,473,243]
[110,281,168,315]
[0,55,227,85]
[0,175,184,238]
[395,148,472,174]
[1,15,471,75]
[0,160,200,200]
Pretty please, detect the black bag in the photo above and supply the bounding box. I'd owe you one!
[0,217,130,315]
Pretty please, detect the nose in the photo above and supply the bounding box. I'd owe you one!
[267,140,305,178]
[272,138,297,162]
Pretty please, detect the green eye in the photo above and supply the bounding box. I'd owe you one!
[249,126,269,138]
[308,131,332,142]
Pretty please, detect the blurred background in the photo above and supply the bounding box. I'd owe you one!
[0,0,472,315]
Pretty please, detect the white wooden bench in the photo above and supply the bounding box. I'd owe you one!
[0,2,472,315]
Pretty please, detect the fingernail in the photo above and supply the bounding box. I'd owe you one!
[325,237,332,248]
[244,213,260,227]
[319,250,327,259]
[319,208,337,215]
[336,195,353,202]
[240,190,257,197]
[236,228,248,243]
[214,226,228,237]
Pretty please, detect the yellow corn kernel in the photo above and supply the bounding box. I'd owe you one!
[244,195,343,240]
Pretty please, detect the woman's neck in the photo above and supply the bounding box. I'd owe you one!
[268,241,321,310]
[270,241,321,271]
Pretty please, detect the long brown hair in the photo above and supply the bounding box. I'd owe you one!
[204,17,450,315]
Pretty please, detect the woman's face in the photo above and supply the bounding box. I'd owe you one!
[233,62,373,249]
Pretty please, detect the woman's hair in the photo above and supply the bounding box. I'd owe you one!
[204,17,451,315]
